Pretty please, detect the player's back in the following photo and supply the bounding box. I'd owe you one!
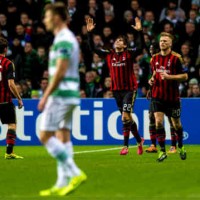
[0,55,12,103]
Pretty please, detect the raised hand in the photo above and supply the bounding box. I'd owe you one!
[86,17,96,32]
[131,17,142,31]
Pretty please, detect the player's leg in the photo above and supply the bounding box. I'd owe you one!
[167,117,177,153]
[113,91,129,155]
[145,107,158,153]
[169,102,186,160]
[152,100,167,161]
[1,103,23,159]
[122,91,144,155]
[39,97,73,196]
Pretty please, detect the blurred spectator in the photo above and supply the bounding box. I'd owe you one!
[103,90,113,98]
[14,24,31,47]
[20,12,32,36]
[142,10,157,36]
[189,84,200,97]
[96,76,111,97]
[91,53,108,82]
[129,0,144,17]
[122,10,134,34]
[183,21,200,59]
[0,13,9,38]
[31,23,53,49]
[103,0,114,17]
[80,89,87,98]
[20,80,31,98]
[84,71,101,97]
[102,26,114,49]
[38,77,48,98]
[37,46,48,73]
[21,42,41,89]
[159,0,186,22]
[68,0,84,34]
[187,78,199,97]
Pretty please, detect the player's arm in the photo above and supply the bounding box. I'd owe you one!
[129,17,147,56]
[86,17,110,57]
[7,63,23,109]
[43,59,68,100]
[160,56,188,81]
[160,72,188,81]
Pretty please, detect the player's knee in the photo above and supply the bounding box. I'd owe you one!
[8,124,16,130]
[173,123,182,130]
[40,131,52,144]
[122,113,131,121]
[155,119,163,127]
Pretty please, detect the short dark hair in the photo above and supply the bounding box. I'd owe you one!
[44,2,69,21]
[116,35,128,46]
[0,37,8,53]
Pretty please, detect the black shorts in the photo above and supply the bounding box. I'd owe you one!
[0,102,16,124]
[151,99,181,118]
[113,90,137,113]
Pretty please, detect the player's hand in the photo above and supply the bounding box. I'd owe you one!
[18,99,23,109]
[38,97,47,112]
[146,89,151,100]
[160,72,170,80]
[148,77,154,86]
[131,17,142,31]
[86,17,96,32]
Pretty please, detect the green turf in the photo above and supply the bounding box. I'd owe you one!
[0,145,200,200]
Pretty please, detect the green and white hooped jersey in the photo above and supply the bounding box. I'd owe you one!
[49,28,80,104]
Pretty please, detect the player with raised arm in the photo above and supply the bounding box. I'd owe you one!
[149,32,188,162]
[0,37,23,159]
[86,17,145,155]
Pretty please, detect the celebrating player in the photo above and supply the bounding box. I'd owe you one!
[86,17,145,155]
[0,37,23,159]
[38,2,86,196]
[149,32,188,162]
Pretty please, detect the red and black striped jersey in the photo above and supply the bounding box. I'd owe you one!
[106,50,137,91]
[0,55,15,103]
[150,51,185,102]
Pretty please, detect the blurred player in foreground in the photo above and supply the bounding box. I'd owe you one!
[38,2,86,196]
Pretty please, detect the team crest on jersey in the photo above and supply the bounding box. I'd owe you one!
[122,57,126,61]
[112,57,116,61]
[155,62,159,65]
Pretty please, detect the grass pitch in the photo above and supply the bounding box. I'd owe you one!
[0,145,200,200]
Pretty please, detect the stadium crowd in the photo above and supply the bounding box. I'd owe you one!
[0,0,200,98]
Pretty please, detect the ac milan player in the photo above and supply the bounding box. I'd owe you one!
[146,44,178,154]
[0,37,23,159]
[149,32,188,162]
[86,17,144,155]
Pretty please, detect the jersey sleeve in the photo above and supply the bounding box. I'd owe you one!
[54,41,73,59]
[150,56,155,72]
[176,56,185,74]
[7,62,15,79]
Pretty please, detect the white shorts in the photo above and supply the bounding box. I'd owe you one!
[40,97,77,132]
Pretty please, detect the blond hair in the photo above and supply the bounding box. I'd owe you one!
[160,32,174,41]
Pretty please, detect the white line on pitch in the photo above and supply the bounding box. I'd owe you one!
[74,146,140,154]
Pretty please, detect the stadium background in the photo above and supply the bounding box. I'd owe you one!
[0,1,200,199]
